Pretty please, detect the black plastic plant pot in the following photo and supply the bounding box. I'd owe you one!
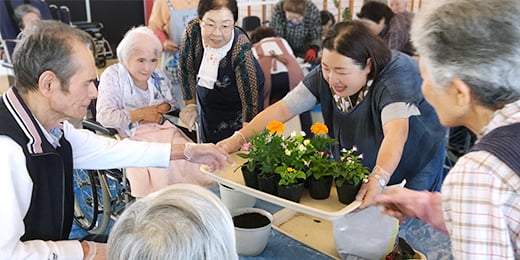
[335,181,362,205]
[241,165,259,189]
[257,174,277,195]
[308,175,333,200]
[276,182,305,202]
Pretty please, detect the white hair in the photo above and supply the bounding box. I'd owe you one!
[116,26,162,66]
[107,184,238,260]
[412,0,520,109]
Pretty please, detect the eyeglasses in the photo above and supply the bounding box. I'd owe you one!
[201,20,234,33]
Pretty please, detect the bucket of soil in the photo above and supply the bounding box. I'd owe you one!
[232,208,273,256]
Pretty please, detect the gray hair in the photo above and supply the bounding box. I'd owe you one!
[12,20,93,93]
[14,4,41,29]
[107,184,238,260]
[116,26,162,66]
[411,0,520,109]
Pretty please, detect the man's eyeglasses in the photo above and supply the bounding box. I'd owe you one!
[201,20,234,33]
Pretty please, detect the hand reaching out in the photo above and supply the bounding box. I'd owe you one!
[375,189,448,233]
[355,177,383,208]
[216,131,247,154]
[184,143,234,171]
[374,187,420,219]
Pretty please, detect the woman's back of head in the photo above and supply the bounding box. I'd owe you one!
[250,26,277,44]
[107,184,238,260]
[357,1,394,26]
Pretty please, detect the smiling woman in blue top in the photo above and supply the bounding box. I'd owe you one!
[218,21,446,208]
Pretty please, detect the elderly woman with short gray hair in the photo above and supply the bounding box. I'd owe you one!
[107,184,238,260]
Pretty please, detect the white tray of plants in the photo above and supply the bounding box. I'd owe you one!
[201,121,369,221]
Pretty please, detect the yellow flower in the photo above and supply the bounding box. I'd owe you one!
[311,122,328,135]
[287,167,295,172]
[267,120,285,135]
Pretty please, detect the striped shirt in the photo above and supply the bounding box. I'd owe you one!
[442,99,520,259]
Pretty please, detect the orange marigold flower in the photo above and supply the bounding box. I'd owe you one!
[266,120,285,135]
[310,122,328,135]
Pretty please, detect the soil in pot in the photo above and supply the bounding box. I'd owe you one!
[336,181,362,205]
[308,175,333,200]
[233,212,271,228]
[276,182,305,202]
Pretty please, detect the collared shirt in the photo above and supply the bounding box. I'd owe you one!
[442,99,520,259]
[0,120,170,259]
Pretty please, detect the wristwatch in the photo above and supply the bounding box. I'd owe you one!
[370,173,386,190]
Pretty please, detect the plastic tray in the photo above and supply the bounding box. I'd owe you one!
[200,154,360,221]
[272,209,340,259]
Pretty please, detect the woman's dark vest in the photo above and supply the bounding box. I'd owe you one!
[0,88,74,241]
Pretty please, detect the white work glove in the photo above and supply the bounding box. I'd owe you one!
[179,104,198,131]
[184,143,234,171]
